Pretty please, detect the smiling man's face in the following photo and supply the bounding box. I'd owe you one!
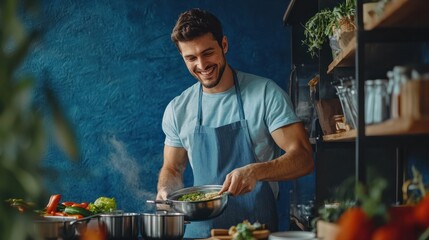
[179,33,228,93]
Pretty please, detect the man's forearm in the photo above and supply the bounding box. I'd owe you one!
[157,166,184,194]
[250,147,314,182]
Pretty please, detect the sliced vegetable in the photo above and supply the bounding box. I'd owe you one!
[46,194,62,214]
[72,202,89,209]
[5,198,35,212]
[64,206,92,217]
[62,201,76,207]
[56,204,66,212]
[67,214,84,219]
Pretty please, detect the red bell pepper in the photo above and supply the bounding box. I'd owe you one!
[46,194,62,214]
[62,201,76,207]
[71,202,89,209]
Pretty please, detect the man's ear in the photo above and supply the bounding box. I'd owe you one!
[222,36,228,54]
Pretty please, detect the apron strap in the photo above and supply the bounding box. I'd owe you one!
[197,67,245,126]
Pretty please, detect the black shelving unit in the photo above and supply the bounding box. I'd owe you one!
[354,0,429,202]
[286,0,429,217]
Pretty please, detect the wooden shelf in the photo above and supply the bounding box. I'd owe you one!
[323,117,429,142]
[326,0,429,73]
[365,0,429,30]
[327,37,356,74]
[322,129,356,142]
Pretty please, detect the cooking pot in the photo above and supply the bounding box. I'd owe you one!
[97,212,140,240]
[33,216,90,240]
[146,185,229,221]
[141,212,186,240]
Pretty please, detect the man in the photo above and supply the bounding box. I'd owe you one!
[157,8,314,238]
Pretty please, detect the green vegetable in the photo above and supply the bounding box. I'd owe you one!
[230,220,263,240]
[89,197,117,213]
[64,206,92,217]
[178,191,218,201]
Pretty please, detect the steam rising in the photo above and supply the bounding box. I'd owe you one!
[108,136,156,204]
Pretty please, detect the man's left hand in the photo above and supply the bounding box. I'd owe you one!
[219,165,257,196]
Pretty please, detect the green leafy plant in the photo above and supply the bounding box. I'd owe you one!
[302,0,356,58]
[1,0,78,239]
[302,8,337,58]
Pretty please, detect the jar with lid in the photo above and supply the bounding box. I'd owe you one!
[373,79,389,123]
[365,80,375,125]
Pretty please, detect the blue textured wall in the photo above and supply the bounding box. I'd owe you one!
[22,0,293,229]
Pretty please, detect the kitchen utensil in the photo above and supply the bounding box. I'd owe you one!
[269,231,316,240]
[34,215,92,240]
[146,185,229,221]
[141,212,186,240]
[97,212,140,240]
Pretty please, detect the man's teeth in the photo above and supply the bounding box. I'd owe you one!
[201,66,214,75]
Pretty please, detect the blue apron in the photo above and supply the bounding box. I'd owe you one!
[184,69,278,238]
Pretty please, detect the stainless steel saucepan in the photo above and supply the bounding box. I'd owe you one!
[146,185,229,221]
[141,212,186,240]
[33,216,90,240]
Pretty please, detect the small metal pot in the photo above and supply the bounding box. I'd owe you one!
[33,216,89,240]
[141,212,186,240]
[147,185,229,221]
[97,213,140,240]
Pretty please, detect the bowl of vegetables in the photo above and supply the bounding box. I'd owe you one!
[147,185,229,221]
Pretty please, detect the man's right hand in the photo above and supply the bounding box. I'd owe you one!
[155,188,171,211]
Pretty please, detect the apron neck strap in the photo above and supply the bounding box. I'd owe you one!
[197,67,245,126]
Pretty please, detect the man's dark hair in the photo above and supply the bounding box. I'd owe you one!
[171,8,224,50]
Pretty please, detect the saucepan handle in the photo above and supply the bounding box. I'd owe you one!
[146,199,173,205]
[70,214,101,226]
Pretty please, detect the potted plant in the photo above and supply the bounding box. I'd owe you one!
[332,0,356,49]
[302,8,338,58]
[1,0,78,239]
[303,0,356,58]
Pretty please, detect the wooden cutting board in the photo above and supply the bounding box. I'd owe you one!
[209,228,270,240]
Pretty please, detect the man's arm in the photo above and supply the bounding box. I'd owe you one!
[156,145,189,200]
[220,122,314,196]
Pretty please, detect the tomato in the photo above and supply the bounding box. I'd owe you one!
[336,207,375,240]
[414,195,429,228]
[372,222,418,240]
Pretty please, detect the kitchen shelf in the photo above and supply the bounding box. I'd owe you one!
[326,0,429,74]
[323,117,429,142]
[327,37,355,74]
[365,0,429,30]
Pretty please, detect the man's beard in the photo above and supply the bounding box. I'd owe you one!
[195,55,227,89]
[201,62,226,89]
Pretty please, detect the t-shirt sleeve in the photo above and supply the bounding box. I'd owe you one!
[265,80,301,133]
[162,101,183,147]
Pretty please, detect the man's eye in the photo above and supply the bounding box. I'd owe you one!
[186,57,196,62]
[204,51,214,56]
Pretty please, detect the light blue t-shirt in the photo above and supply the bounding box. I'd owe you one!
[162,71,300,170]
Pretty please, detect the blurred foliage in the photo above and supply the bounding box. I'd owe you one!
[1,0,78,239]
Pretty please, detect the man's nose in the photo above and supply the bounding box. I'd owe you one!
[196,57,208,70]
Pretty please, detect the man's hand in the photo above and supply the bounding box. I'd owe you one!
[155,187,171,211]
[219,165,258,196]
[156,187,169,200]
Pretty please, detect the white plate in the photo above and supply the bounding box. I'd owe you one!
[269,231,316,240]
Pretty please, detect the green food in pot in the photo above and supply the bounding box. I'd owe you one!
[178,191,219,201]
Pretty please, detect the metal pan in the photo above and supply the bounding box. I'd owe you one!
[141,212,186,240]
[34,215,92,240]
[147,185,229,221]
